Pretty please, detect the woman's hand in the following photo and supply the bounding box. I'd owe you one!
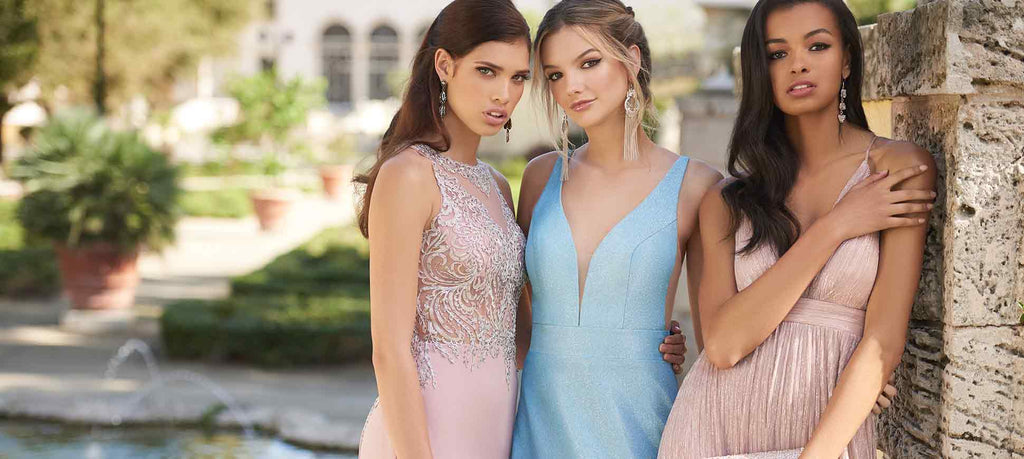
[660,320,688,374]
[823,165,936,242]
[872,373,898,414]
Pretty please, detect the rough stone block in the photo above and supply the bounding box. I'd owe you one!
[945,96,1024,326]
[878,324,945,458]
[942,325,1024,455]
[864,0,1024,100]
[891,95,959,322]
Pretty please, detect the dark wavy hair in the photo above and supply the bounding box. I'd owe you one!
[723,0,869,255]
[355,0,531,237]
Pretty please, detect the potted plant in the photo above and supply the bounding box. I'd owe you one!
[12,110,180,310]
[318,134,360,201]
[213,71,326,231]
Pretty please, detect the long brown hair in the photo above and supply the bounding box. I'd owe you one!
[355,0,531,237]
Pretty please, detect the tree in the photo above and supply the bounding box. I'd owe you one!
[212,71,327,182]
[28,0,254,113]
[847,0,917,24]
[0,0,40,164]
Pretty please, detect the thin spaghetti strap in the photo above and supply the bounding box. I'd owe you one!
[864,135,879,162]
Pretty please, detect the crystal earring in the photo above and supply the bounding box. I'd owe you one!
[838,78,847,124]
[504,119,512,143]
[439,81,448,118]
[624,86,640,118]
[559,111,570,181]
[623,86,640,161]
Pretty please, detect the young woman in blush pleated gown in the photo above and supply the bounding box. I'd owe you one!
[355,1,532,457]
[657,0,936,457]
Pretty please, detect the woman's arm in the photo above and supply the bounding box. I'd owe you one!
[368,150,437,459]
[802,144,936,458]
[699,165,934,369]
[514,152,559,368]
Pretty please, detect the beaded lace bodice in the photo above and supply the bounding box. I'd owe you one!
[410,144,526,388]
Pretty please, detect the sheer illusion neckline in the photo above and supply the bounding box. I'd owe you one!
[413,144,494,196]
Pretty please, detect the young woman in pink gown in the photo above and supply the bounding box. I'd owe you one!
[658,0,937,457]
[355,1,532,457]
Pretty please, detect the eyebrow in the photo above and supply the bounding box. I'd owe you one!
[476,61,531,75]
[765,28,833,45]
[542,47,599,70]
[475,60,504,72]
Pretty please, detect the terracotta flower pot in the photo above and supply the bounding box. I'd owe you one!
[319,164,354,200]
[250,188,299,231]
[55,243,140,310]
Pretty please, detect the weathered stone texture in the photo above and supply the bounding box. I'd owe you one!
[942,326,1024,456]
[878,324,946,457]
[864,0,1024,457]
[945,97,1024,327]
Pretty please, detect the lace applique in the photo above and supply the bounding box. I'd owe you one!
[427,149,495,197]
[409,144,525,388]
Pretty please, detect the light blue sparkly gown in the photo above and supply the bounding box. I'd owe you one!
[511,156,688,458]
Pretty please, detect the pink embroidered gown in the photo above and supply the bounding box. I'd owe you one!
[358,144,525,458]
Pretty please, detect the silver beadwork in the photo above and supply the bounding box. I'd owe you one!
[407,143,525,388]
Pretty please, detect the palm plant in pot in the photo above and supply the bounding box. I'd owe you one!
[12,110,180,310]
[213,71,326,231]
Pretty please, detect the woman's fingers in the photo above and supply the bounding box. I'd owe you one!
[890,189,938,203]
[890,202,934,215]
[881,164,929,189]
[885,216,928,229]
[660,342,686,358]
[877,394,892,409]
[883,383,897,398]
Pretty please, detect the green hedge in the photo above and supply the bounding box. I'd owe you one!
[0,201,60,298]
[160,295,371,366]
[161,225,371,366]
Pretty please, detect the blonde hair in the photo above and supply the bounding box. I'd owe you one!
[533,0,657,179]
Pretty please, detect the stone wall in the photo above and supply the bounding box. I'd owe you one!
[860,0,1024,456]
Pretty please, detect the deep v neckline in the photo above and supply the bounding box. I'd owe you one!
[798,136,878,230]
[557,157,685,321]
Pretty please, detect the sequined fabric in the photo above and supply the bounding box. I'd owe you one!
[512,156,690,458]
[658,152,879,459]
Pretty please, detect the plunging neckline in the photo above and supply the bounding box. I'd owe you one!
[557,157,686,322]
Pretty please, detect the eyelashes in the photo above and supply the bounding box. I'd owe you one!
[478,66,531,83]
[545,58,602,81]
[766,42,832,60]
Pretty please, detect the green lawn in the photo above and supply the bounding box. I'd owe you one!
[179,188,253,218]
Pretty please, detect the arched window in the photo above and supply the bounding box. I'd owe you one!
[369,25,400,100]
[323,24,352,104]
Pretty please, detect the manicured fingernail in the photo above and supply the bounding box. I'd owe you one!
[927,204,934,209]
[919,165,928,171]
[919,218,927,223]
[931,191,937,197]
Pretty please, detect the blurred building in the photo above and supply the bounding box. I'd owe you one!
[167,0,750,160]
